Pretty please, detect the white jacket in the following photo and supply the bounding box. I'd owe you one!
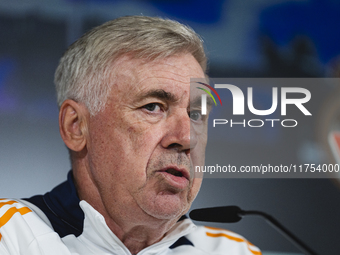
[0,172,261,255]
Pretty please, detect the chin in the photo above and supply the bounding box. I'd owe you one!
[141,193,191,220]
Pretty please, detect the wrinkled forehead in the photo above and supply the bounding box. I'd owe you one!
[109,53,205,99]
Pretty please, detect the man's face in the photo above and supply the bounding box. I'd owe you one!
[85,53,207,223]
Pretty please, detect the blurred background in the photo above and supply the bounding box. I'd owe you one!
[1,0,340,254]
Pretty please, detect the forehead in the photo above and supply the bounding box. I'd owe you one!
[110,53,205,96]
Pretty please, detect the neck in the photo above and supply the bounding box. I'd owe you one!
[72,163,179,254]
[107,220,174,254]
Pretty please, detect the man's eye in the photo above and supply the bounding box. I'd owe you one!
[189,111,202,121]
[143,103,161,112]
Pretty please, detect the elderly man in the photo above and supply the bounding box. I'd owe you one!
[0,16,260,255]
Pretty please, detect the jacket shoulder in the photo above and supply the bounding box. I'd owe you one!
[0,198,33,234]
[0,198,69,255]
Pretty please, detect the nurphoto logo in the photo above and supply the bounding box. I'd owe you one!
[197,82,312,128]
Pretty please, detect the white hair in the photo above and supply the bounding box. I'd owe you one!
[54,16,207,115]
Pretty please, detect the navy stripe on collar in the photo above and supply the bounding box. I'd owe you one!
[24,170,84,238]
[170,236,194,249]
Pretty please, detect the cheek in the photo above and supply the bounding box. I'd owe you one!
[182,178,202,215]
[190,178,202,198]
[191,141,207,166]
[126,120,166,158]
[87,107,167,179]
[88,120,163,182]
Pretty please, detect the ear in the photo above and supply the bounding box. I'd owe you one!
[59,99,88,152]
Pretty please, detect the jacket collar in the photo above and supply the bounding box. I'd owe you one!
[78,201,196,255]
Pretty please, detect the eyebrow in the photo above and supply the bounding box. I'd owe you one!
[137,89,177,102]
[190,95,214,109]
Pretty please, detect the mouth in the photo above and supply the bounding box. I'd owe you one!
[165,168,187,178]
[157,166,190,190]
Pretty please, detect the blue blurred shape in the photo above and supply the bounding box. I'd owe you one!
[64,0,119,3]
[260,0,340,63]
[0,57,17,112]
[150,0,225,24]
[0,58,15,88]
[62,0,225,24]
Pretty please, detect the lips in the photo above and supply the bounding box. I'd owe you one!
[157,166,190,190]
[164,167,189,179]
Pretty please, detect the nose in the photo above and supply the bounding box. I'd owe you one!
[160,110,197,154]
